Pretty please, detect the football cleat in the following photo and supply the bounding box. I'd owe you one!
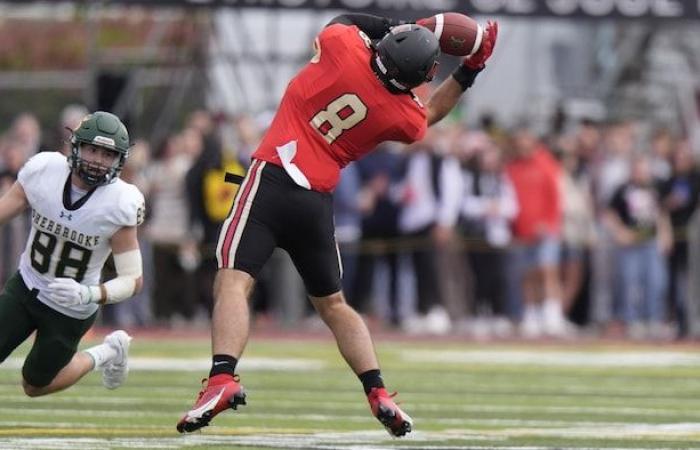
[367,387,413,437]
[102,330,132,390]
[176,374,247,433]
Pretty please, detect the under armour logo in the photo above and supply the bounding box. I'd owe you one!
[60,211,72,221]
[449,36,466,50]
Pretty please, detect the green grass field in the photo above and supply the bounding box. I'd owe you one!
[1,334,700,449]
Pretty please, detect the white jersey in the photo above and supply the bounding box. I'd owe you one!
[17,152,145,319]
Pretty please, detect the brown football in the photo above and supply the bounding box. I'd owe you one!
[419,12,483,57]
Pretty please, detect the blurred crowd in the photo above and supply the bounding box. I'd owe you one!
[1,105,698,341]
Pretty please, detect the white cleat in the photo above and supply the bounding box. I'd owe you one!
[102,330,132,390]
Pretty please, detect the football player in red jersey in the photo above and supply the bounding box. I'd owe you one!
[177,13,498,437]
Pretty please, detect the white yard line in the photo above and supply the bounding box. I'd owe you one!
[4,400,699,420]
[406,349,700,367]
[0,428,697,450]
[0,357,324,371]
[1,417,698,430]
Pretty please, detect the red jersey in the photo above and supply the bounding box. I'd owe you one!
[252,23,427,192]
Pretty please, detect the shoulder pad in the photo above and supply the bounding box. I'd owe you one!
[17,152,66,187]
[115,183,146,227]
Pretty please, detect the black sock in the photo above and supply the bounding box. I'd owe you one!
[359,369,384,395]
[209,354,238,378]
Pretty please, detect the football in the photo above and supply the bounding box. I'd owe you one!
[418,12,484,57]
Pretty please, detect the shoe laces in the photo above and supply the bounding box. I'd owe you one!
[195,378,208,399]
[196,374,240,400]
[370,387,400,405]
[383,391,399,401]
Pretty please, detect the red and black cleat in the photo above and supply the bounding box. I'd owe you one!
[176,374,247,433]
[367,387,413,437]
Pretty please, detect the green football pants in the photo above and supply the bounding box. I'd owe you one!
[0,272,96,387]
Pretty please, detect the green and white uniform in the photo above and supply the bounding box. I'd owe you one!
[17,151,145,319]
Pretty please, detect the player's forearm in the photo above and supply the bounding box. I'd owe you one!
[94,249,143,305]
[426,60,487,127]
[47,250,142,307]
[426,77,463,127]
[327,13,404,39]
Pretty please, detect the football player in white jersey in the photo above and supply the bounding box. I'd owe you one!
[0,111,145,396]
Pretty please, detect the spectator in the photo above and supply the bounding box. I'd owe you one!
[505,126,569,337]
[333,162,363,307]
[649,127,675,181]
[589,121,634,329]
[398,127,462,335]
[353,145,406,325]
[145,133,198,326]
[572,118,602,183]
[47,104,89,156]
[604,154,672,339]
[0,138,31,285]
[554,134,597,325]
[458,132,518,337]
[185,115,243,316]
[8,113,41,156]
[659,141,700,338]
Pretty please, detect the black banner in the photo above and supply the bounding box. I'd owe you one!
[4,0,700,20]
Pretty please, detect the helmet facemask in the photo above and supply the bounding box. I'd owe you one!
[69,141,126,187]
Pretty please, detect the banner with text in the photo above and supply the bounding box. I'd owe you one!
[4,0,700,20]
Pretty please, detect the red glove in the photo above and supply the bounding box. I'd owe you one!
[415,17,431,29]
[463,20,498,69]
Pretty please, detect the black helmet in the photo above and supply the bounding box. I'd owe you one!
[372,24,440,94]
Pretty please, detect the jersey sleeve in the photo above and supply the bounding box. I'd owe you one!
[317,23,351,47]
[17,152,53,188]
[114,185,146,227]
[316,24,365,63]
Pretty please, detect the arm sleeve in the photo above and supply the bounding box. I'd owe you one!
[99,249,143,304]
[326,13,404,39]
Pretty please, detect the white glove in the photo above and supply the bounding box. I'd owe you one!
[46,277,95,307]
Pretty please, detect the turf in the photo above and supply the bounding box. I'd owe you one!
[1,335,699,449]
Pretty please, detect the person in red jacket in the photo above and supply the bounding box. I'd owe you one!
[505,126,569,337]
[176,13,498,437]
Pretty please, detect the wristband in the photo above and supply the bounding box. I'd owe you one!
[451,64,483,91]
